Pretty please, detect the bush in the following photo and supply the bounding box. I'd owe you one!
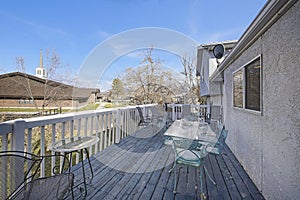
[104,103,113,108]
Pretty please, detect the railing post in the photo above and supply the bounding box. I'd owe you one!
[12,119,25,152]
[115,109,121,143]
[172,103,175,121]
[10,120,25,193]
[207,101,211,120]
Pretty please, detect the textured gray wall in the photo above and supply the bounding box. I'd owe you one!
[223,1,300,199]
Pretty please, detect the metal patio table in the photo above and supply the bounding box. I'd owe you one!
[50,135,99,197]
[164,119,218,199]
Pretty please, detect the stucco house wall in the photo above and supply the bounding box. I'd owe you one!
[223,1,300,199]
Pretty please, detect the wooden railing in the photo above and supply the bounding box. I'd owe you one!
[167,104,209,120]
[0,103,213,177]
[0,105,157,176]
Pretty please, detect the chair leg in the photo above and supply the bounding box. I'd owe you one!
[85,148,94,182]
[169,161,176,173]
[199,165,207,200]
[173,166,177,193]
[204,166,216,185]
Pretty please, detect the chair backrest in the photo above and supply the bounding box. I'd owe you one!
[0,151,42,199]
[216,129,228,153]
[136,107,146,125]
[172,137,199,151]
[220,129,228,142]
[171,137,211,159]
[214,122,224,137]
[13,173,74,200]
[150,106,164,118]
[210,105,222,121]
[0,151,72,200]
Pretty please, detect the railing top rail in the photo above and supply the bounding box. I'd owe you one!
[0,104,154,129]
[0,122,13,136]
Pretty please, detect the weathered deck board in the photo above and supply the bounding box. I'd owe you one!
[68,126,264,200]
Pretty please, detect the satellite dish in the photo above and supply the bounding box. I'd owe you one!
[213,44,225,59]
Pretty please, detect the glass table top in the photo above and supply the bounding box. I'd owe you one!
[164,120,217,144]
[49,136,99,152]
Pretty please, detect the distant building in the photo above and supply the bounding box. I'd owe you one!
[197,40,237,105]
[0,72,100,109]
[35,49,47,79]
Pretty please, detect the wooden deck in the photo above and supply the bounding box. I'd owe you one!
[69,126,265,200]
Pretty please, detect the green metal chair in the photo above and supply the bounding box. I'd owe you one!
[207,129,228,155]
[168,137,213,199]
[0,151,74,200]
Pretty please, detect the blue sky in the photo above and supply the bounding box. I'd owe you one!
[0,0,267,91]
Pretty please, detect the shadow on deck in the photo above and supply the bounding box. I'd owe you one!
[69,126,264,200]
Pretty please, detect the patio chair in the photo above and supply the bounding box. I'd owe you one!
[168,137,213,199]
[136,106,152,126]
[0,151,74,200]
[207,129,228,155]
[206,105,222,124]
[149,105,168,129]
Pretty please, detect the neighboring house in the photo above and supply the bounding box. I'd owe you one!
[197,40,237,103]
[0,72,100,109]
[197,0,300,199]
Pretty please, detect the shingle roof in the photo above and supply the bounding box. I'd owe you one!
[0,72,99,100]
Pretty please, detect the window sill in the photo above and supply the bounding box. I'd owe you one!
[233,107,262,116]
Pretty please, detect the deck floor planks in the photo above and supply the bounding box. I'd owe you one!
[223,145,264,199]
[70,127,157,199]
[93,128,161,199]
[126,148,163,199]
[69,125,264,200]
[208,154,231,200]
[186,166,199,199]
[204,154,220,200]
[112,129,164,199]
[219,152,251,199]
[215,154,242,199]
[150,148,174,199]
[138,146,172,199]
[174,166,188,200]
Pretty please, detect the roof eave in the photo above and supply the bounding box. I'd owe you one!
[210,0,298,81]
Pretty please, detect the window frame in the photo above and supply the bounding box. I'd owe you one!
[232,67,244,109]
[232,55,262,115]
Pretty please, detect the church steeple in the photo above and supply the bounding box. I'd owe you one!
[39,49,43,68]
[35,49,47,79]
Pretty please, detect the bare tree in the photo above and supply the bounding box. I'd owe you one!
[15,57,39,111]
[111,78,124,98]
[181,56,206,104]
[122,48,180,104]
[14,50,75,113]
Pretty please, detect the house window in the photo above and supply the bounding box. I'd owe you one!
[233,56,262,112]
[233,69,243,108]
[245,58,261,111]
[19,99,34,104]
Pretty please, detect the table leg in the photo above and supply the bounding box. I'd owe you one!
[68,152,72,173]
[69,149,94,197]
[60,152,71,174]
[80,149,88,197]
[84,148,94,181]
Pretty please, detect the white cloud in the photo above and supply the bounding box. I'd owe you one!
[98,79,112,92]
[203,27,245,43]
[0,11,68,37]
[95,31,110,40]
